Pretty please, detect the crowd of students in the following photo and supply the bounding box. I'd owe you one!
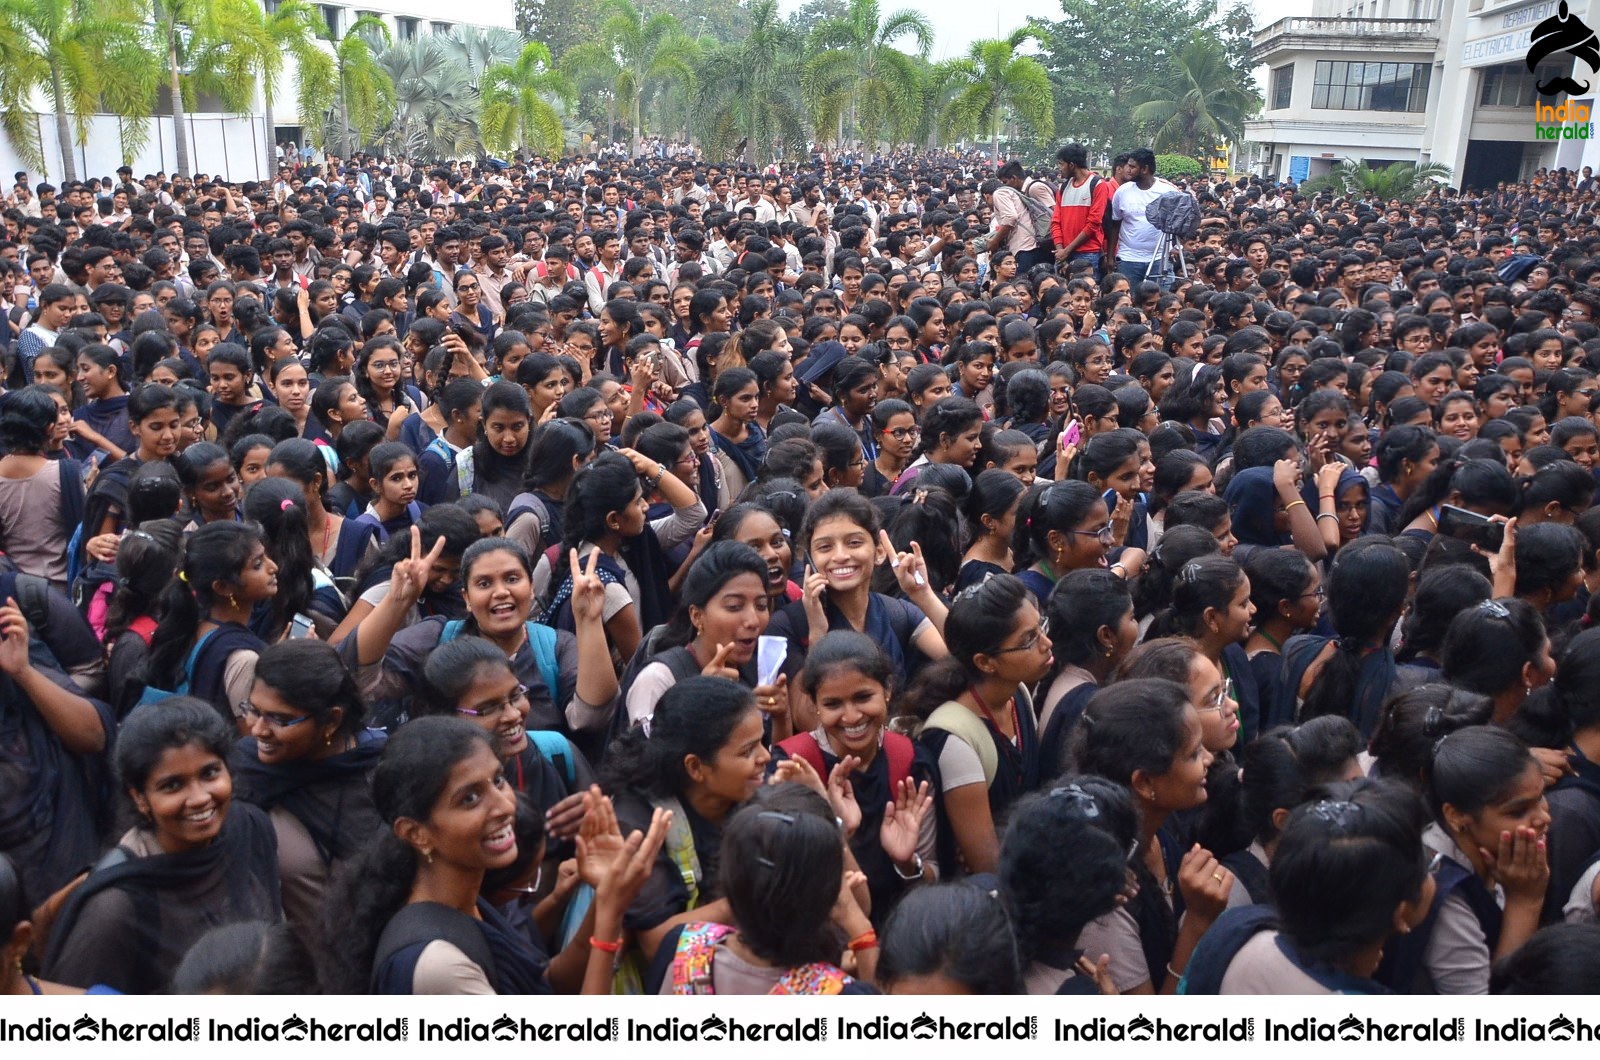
[2,143,1600,997]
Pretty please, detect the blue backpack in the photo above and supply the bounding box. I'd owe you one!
[439,618,569,780]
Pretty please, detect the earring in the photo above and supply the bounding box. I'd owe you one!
[421,849,434,865]
[229,594,240,610]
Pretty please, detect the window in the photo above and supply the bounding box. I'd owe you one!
[431,20,454,34]
[1311,60,1431,111]
[319,4,341,37]
[1480,62,1567,106]
[1270,65,1294,110]
[396,16,419,39]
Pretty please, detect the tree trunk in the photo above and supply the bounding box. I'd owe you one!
[170,36,191,177]
[262,95,277,180]
[49,63,77,184]
[631,91,642,157]
[339,73,352,158]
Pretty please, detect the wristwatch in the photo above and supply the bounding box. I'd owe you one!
[894,852,924,881]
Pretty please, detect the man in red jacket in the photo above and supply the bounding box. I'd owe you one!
[1052,143,1116,276]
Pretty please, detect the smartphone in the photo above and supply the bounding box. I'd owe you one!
[1436,504,1504,551]
[707,508,721,526]
[1062,421,1082,447]
[288,613,316,640]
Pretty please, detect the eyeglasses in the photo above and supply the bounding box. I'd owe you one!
[1196,678,1235,714]
[455,685,529,718]
[1066,523,1116,545]
[993,617,1049,654]
[1298,585,1327,600]
[457,283,479,292]
[504,863,543,903]
[885,426,919,440]
[241,702,314,729]
[368,359,401,371]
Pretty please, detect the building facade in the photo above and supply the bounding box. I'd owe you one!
[1247,0,1600,190]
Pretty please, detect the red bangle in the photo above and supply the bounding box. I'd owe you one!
[846,930,878,952]
[589,936,623,953]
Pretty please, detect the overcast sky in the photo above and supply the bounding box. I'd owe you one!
[772,0,1317,61]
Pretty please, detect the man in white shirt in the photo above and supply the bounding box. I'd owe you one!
[1111,148,1181,289]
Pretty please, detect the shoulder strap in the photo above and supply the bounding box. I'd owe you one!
[129,615,159,647]
[777,732,828,778]
[528,729,576,787]
[656,795,703,909]
[371,901,495,990]
[924,701,998,786]
[176,628,221,695]
[524,621,563,706]
[440,619,466,642]
[883,731,915,789]
[669,922,734,995]
[1178,905,1278,994]
[352,511,389,543]
[12,572,51,633]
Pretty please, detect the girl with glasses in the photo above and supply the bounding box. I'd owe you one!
[233,640,384,944]
[1147,555,1258,743]
[903,574,1050,878]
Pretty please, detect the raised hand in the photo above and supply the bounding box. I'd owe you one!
[879,529,928,595]
[391,527,446,609]
[569,548,607,625]
[699,641,740,681]
[1175,843,1232,923]
[825,757,862,838]
[0,598,30,677]
[880,777,933,867]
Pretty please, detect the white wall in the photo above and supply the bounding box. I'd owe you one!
[0,113,272,184]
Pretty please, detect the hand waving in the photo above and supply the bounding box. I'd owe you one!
[879,777,933,866]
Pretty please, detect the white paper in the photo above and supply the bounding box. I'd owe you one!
[757,635,787,687]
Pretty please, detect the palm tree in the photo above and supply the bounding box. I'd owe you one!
[943,29,1054,162]
[302,12,395,159]
[148,0,231,178]
[1130,34,1259,165]
[803,0,930,148]
[1299,159,1453,201]
[561,0,696,155]
[201,0,328,178]
[373,36,479,159]
[693,0,806,165]
[481,41,574,159]
[0,0,158,182]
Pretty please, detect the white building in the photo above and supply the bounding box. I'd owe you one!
[0,0,515,185]
[1247,0,1600,190]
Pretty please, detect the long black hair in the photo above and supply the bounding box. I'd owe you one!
[147,522,264,690]
[1299,540,1409,723]
[318,717,497,993]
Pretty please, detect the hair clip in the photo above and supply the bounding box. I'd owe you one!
[124,529,156,543]
[756,811,796,826]
[1048,783,1101,818]
[639,715,652,738]
[1177,559,1204,585]
[280,498,295,511]
[1423,704,1444,738]
[1478,599,1512,619]
[1308,799,1362,828]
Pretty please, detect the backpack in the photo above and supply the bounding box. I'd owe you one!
[1177,905,1279,994]
[371,901,495,992]
[439,618,565,714]
[1088,174,1115,234]
[668,922,849,995]
[352,502,424,545]
[1020,178,1056,251]
[133,628,221,710]
[506,492,555,551]
[778,729,915,791]
[611,795,703,994]
[1147,191,1201,238]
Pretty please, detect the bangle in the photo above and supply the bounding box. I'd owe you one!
[1283,499,1307,513]
[1315,512,1339,522]
[589,936,623,953]
[1166,962,1183,981]
[1109,562,1127,576]
[893,852,924,880]
[1319,494,1336,500]
[648,464,666,488]
[847,930,879,952]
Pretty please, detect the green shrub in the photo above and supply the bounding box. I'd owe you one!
[1155,153,1204,179]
